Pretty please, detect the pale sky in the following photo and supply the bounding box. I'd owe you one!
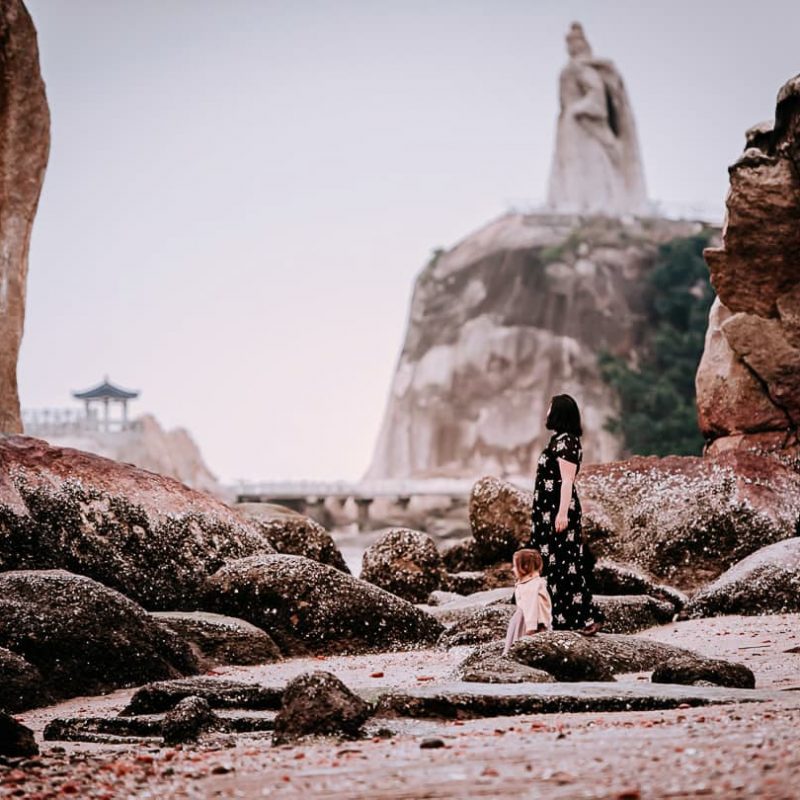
[20,0,800,483]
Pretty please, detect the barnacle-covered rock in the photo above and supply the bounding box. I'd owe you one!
[0,435,274,608]
[150,611,282,667]
[684,537,800,618]
[469,477,532,562]
[508,631,615,682]
[457,643,555,684]
[441,570,488,595]
[0,570,197,703]
[120,676,283,716]
[595,595,675,633]
[360,528,444,602]
[161,696,221,745]
[272,671,371,744]
[0,711,38,757]
[441,538,482,572]
[438,605,515,648]
[470,453,800,590]
[205,554,444,656]
[0,646,49,711]
[237,502,349,573]
[651,655,755,689]
[503,631,701,681]
[592,560,688,611]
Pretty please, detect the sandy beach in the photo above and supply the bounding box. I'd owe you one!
[4,613,799,799]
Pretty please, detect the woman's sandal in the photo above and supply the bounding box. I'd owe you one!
[578,621,603,637]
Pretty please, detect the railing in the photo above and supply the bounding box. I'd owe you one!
[22,408,141,436]
[235,478,476,501]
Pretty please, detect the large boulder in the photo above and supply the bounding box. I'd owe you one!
[579,453,800,588]
[470,454,800,590]
[470,477,533,563]
[272,671,371,745]
[505,631,700,681]
[699,74,800,456]
[438,605,515,648]
[0,570,198,702]
[205,554,444,656]
[651,655,755,690]
[236,503,349,573]
[508,632,615,682]
[150,611,282,666]
[0,435,274,608]
[0,0,50,434]
[0,711,38,757]
[0,646,49,712]
[595,595,675,633]
[684,537,800,618]
[592,560,688,611]
[41,412,221,495]
[441,538,482,572]
[360,528,444,602]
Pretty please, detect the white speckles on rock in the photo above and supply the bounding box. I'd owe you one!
[685,537,800,618]
[0,435,274,608]
[0,570,198,705]
[360,528,445,602]
[205,554,444,656]
[469,452,800,590]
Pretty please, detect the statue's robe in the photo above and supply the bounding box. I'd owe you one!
[547,56,647,216]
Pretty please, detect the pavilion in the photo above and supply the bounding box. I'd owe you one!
[72,377,139,432]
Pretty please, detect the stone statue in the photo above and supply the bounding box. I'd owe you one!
[547,22,648,216]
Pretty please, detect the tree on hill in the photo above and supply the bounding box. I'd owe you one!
[599,231,716,457]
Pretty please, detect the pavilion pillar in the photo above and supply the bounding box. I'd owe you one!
[354,497,373,532]
[103,398,109,432]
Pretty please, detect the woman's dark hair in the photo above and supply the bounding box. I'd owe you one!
[545,394,582,437]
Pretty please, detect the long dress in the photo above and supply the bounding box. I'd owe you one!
[528,431,603,630]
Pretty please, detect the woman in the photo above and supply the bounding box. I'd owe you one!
[528,394,603,635]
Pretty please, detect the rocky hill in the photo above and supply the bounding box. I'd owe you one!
[44,413,220,496]
[367,213,713,480]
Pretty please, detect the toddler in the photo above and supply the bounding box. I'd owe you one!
[503,548,552,655]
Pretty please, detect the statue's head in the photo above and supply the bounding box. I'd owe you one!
[565,22,592,59]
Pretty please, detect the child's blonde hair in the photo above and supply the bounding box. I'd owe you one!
[513,548,543,578]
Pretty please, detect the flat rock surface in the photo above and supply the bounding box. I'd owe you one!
[374,679,784,719]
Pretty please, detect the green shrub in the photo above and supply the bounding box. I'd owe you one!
[599,232,716,456]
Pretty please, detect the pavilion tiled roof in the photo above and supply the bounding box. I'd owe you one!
[72,379,139,401]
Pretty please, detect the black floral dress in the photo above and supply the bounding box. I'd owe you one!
[528,431,603,630]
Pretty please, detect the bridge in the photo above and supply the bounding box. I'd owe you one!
[234,478,481,530]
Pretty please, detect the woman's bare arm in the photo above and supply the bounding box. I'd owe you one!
[555,458,577,532]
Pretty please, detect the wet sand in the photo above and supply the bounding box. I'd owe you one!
[4,613,800,799]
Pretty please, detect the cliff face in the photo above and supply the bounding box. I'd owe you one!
[367,213,705,480]
[0,0,50,433]
[43,414,220,496]
[698,74,800,456]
